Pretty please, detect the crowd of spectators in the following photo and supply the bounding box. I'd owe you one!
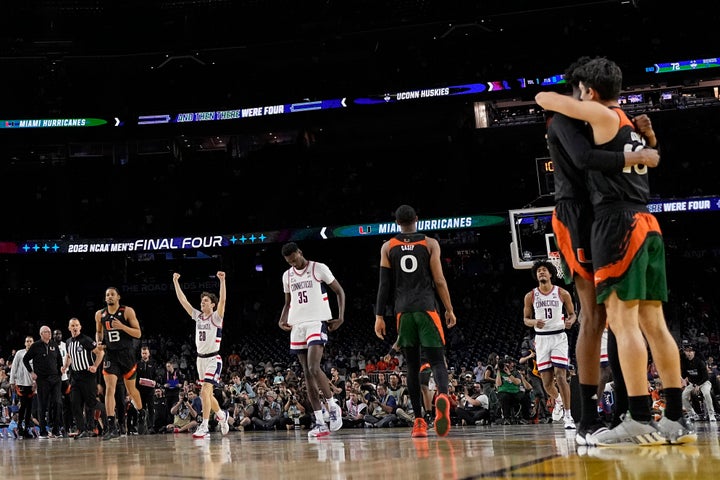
[1,229,717,436]
[0,95,719,436]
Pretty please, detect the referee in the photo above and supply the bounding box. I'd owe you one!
[61,317,104,439]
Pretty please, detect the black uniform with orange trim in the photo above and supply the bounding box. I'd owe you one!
[545,111,625,282]
[101,305,138,378]
[587,107,667,304]
[388,233,436,313]
[387,232,445,349]
[419,361,432,386]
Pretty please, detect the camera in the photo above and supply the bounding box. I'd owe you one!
[497,359,507,371]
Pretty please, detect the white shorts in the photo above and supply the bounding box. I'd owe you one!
[197,355,223,386]
[534,331,569,372]
[289,321,328,351]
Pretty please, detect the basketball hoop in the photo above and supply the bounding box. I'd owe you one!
[548,251,565,280]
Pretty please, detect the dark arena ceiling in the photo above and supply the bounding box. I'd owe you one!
[0,1,719,265]
[1,0,718,115]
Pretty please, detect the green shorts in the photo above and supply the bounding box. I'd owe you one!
[397,311,445,348]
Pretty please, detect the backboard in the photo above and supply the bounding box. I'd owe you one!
[508,206,556,269]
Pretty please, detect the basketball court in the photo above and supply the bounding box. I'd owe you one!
[3,422,718,479]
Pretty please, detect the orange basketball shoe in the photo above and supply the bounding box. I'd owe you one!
[434,393,451,437]
[412,418,428,438]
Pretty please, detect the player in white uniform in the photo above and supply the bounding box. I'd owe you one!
[278,242,346,438]
[172,271,229,439]
[523,260,577,429]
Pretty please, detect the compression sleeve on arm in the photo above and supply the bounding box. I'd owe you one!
[553,114,624,171]
[375,266,392,316]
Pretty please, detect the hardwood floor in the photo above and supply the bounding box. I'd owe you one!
[2,422,719,479]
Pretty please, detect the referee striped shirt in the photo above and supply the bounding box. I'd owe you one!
[66,333,97,373]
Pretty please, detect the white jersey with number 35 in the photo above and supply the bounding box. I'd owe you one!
[283,260,335,326]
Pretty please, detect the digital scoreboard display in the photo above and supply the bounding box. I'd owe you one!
[0,118,114,129]
[646,57,720,74]
[3,214,507,255]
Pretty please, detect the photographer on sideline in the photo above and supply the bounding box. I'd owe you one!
[456,382,492,426]
[282,393,310,430]
[165,391,198,433]
[496,358,533,424]
[519,333,551,423]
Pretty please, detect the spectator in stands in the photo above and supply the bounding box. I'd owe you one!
[365,358,377,375]
[342,391,367,429]
[357,353,367,372]
[482,353,500,416]
[226,349,241,370]
[284,367,298,386]
[484,353,499,385]
[8,336,35,438]
[0,369,8,394]
[375,356,388,372]
[272,369,285,387]
[244,361,254,380]
[329,367,346,407]
[473,359,486,383]
[162,361,185,412]
[391,375,414,425]
[382,352,398,373]
[229,373,256,400]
